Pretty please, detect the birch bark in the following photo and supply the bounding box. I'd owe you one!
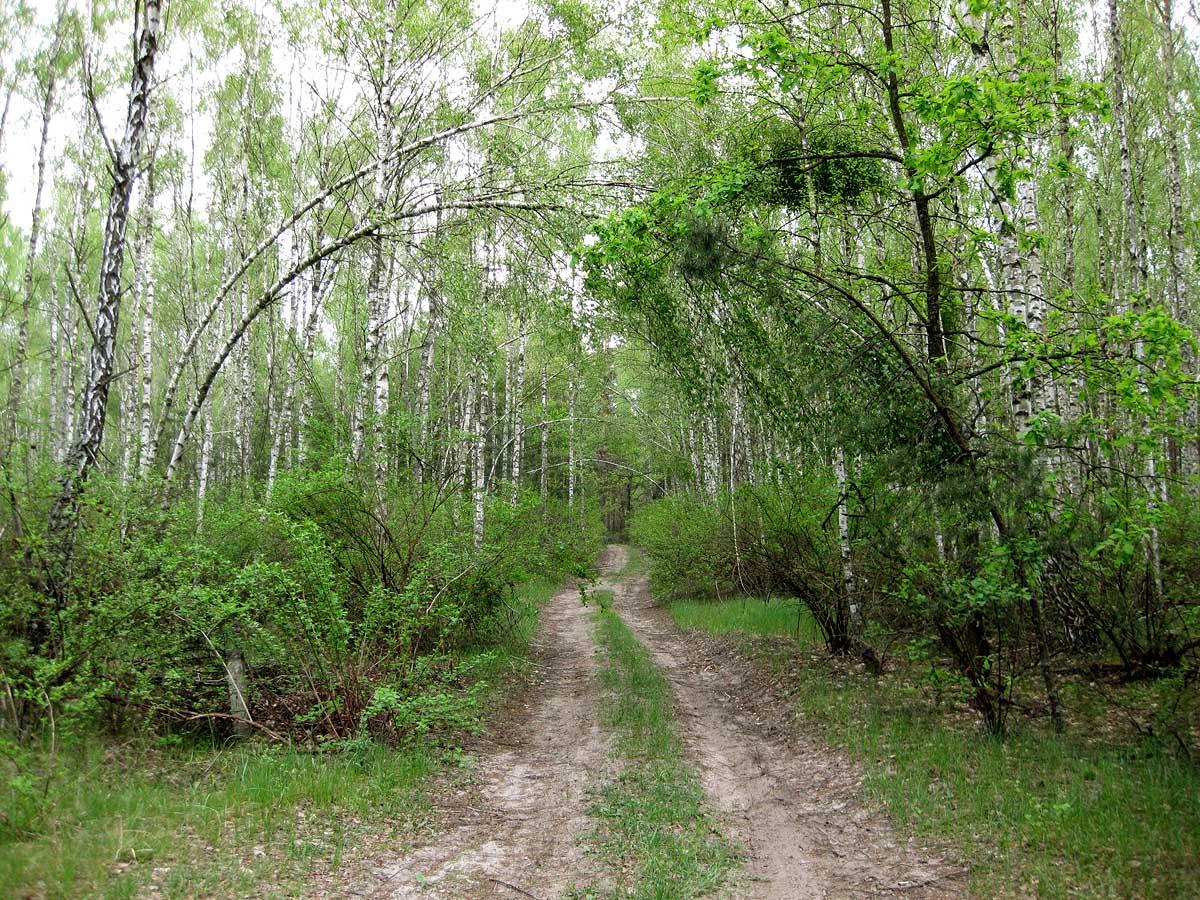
[351,15,397,471]
[1157,0,1192,474]
[568,373,577,512]
[6,61,57,460]
[473,376,487,551]
[539,364,548,503]
[135,166,157,478]
[510,326,526,504]
[49,0,161,558]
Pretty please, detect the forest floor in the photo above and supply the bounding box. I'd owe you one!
[328,545,963,900]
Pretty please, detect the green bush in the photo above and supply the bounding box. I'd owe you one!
[0,466,599,748]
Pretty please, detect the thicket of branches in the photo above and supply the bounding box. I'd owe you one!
[585,0,1200,742]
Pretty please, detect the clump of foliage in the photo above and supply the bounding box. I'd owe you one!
[745,120,888,209]
[0,465,601,750]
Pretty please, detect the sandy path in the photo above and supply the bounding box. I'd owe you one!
[334,547,628,899]
[333,545,962,899]
[607,546,964,900]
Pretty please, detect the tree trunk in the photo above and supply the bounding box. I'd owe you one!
[135,168,157,479]
[1108,0,1139,304]
[351,13,396,471]
[1158,0,1193,476]
[568,373,577,512]
[299,219,328,464]
[48,0,161,565]
[6,65,57,470]
[267,234,302,499]
[196,336,215,532]
[881,0,945,368]
[224,647,251,739]
[473,374,487,551]
[510,326,526,504]
[539,364,548,504]
[834,445,860,634]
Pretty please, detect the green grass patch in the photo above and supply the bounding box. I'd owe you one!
[617,546,648,578]
[574,603,736,899]
[785,666,1200,899]
[0,740,435,899]
[671,597,1200,899]
[668,596,822,646]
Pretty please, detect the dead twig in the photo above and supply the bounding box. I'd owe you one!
[487,878,543,900]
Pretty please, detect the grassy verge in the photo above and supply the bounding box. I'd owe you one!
[462,574,561,684]
[0,741,435,899]
[616,545,648,579]
[0,575,561,900]
[574,590,736,899]
[669,595,822,645]
[669,597,1200,899]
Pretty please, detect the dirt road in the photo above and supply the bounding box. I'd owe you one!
[333,545,962,899]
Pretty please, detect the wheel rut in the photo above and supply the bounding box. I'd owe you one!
[332,547,626,899]
[330,544,962,899]
[605,545,964,900]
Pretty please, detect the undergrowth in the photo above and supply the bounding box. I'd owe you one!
[0,574,562,899]
[669,595,822,645]
[0,741,435,899]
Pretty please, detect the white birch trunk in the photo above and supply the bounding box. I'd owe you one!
[49,0,161,554]
[267,234,302,499]
[473,375,486,551]
[298,220,328,463]
[7,66,56,456]
[136,171,156,479]
[510,327,526,504]
[1109,0,1139,302]
[688,425,701,494]
[730,380,742,588]
[224,647,251,738]
[1158,0,1193,475]
[236,173,252,487]
[703,413,720,499]
[568,373,577,512]
[196,372,213,531]
[834,446,860,633]
[500,316,512,484]
[539,364,548,503]
[374,252,397,487]
[351,16,397,469]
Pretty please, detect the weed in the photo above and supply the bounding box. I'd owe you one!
[669,596,822,646]
[573,607,737,898]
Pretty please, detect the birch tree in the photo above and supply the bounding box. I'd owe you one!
[48,0,162,562]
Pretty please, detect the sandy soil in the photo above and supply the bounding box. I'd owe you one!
[327,545,964,899]
[329,548,624,900]
[607,547,965,900]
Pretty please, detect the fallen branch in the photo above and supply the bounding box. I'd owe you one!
[487,878,543,900]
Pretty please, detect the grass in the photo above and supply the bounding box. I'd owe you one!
[462,574,562,683]
[0,574,564,900]
[0,740,436,899]
[616,546,649,579]
[573,590,737,899]
[669,596,1200,899]
[668,595,823,645]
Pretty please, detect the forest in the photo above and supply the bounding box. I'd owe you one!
[0,0,1197,897]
